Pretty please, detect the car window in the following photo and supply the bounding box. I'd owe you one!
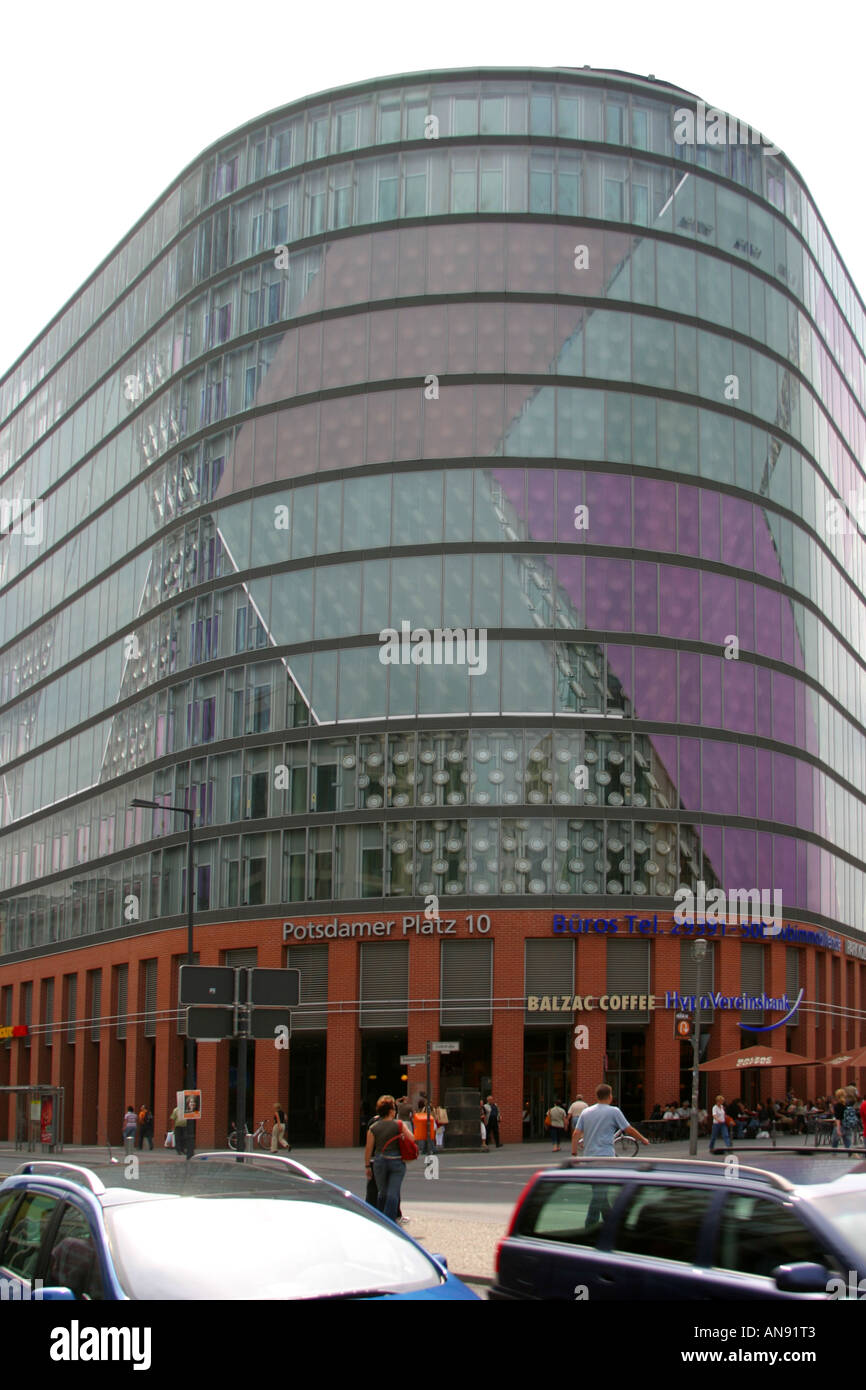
[613,1183,714,1263]
[514,1179,625,1246]
[713,1195,837,1278]
[0,1190,21,1255]
[45,1203,104,1300]
[1,1192,58,1281]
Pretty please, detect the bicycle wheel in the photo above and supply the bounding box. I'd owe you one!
[614,1134,639,1157]
[228,1132,237,1151]
[257,1128,271,1150]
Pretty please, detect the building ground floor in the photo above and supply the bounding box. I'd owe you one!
[0,908,862,1148]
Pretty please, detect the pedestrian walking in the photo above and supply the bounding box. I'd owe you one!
[480,1099,489,1150]
[567,1095,588,1135]
[485,1094,502,1148]
[573,1084,649,1158]
[136,1103,154,1150]
[271,1102,290,1151]
[413,1102,436,1149]
[365,1096,407,1223]
[122,1105,137,1152]
[365,1097,413,1223]
[434,1102,448,1148]
[546,1099,567,1151]
[708,1094,732,1153]
[522,1101,531,1140]
[170,1101,188,1157]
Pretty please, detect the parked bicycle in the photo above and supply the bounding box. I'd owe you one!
[613,1129,640,1157]
[228,1119,271,1151]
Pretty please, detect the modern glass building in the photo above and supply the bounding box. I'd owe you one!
[1,68,865,1148]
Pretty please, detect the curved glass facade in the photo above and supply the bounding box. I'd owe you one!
[2,67,865,956]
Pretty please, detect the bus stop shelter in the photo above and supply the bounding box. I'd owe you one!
[0,1085,64,1152]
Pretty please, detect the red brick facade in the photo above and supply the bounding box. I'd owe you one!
[0,909,858,1147]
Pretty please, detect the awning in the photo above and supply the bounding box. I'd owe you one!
[698,1047,813,1072]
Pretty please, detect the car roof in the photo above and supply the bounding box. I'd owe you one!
[532,1157,796,1192]
[791,1174,866,1201]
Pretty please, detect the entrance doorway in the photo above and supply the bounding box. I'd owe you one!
[604,1029,647,1119]
[523,1029,571,1139]
[360,1032,408,1143]
[288,1035,325,1145]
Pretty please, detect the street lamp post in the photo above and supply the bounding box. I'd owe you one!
[688,938,708,1157]
[131,797,196,1158]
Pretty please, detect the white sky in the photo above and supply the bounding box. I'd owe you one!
[1,0,864,379]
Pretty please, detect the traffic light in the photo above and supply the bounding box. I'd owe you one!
[675,1011,693,1040]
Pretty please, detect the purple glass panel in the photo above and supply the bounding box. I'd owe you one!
[755,667,773,738]
[701,824,723,884]
[556,469,583,540]
[678,737,700,809]
[701,654,722,727]
[806,842,821,912]
[803,685,819,756]
[633,646,675,721]
[365,392,394,465]
[650,734,677,792]
[772,753,796,825]
[736,582,755,652]
[780,597,796,665]
[634,477,675,551]
[725,826,756,888]
[796,838,808,904]
[722,659,755,733]
[423,385,474,458]
[756,832,772,892]
[754,586,781,660]
[756,748,773,820]
[677,485,700,556]
[527,471,555,542]
[700,491,721,560]
[702,740,738,816]
[738,744,756,816]
[395,389,423,460]
[700,572,736,646]
[476,384,505,456]
[722,494,754,568]
[754,511,782,578]
[773,834,796,901]
[771,671,796,744]
[586,473,630,545]
[585,558,631,631]
[795,758,813,832]
[633,562,658,635]
[659,565,699,639]
[678,651,701,724]
[279,403,319,476]
[555,553,582,622]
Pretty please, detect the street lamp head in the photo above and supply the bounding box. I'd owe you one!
[692,938,708,961]
[131,798,159,809]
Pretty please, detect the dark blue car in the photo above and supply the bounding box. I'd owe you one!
[0,1153,477,1301]
[492,1156,866,1300]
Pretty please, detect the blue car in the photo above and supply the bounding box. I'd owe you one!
[0,1153,477,1301]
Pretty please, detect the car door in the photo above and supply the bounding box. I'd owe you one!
[604,1180,719,1298]
[43,1200,106,1300]
[0,1189,60,1297]
[698,1191,844,1299]
[499,1175,631,1299]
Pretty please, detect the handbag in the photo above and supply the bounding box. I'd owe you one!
[164,1130,175,1148]
[384,1121,419,1162]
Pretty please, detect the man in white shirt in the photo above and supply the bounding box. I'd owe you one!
[567,1095,588,1136]
[573,1084,650,1158]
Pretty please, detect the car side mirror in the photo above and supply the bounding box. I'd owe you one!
[430,1253,448,1269]
[772,1262,831,1294]
[37,1285,76,1301]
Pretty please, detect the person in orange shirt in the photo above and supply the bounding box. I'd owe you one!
[413,1097,436,1150]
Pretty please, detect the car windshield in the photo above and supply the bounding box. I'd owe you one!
[804,1191,866,1255]
[103,1193,442,1299]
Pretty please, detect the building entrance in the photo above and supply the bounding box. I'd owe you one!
[604,1029,647,1120]
[288,1035,325,1145]
[523,1029,571,1139]
[360,1032,408,1142]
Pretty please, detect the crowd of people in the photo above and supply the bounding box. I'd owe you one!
[643,1087,866,1149]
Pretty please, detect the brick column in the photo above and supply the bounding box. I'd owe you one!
[714,933,745,1104]
[124,959,152,1128]
[568,931,605,1108]
[325,941,360,1147]
[74,971,99,1145]
[407,936,439,1118]
[493,916,527,1146]
[647,931,678,1109]
[154,954,184,1142]
[253,927,286,1137]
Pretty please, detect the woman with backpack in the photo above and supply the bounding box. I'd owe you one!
[364,1097,416,1222]
[832,1087,861,1154]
